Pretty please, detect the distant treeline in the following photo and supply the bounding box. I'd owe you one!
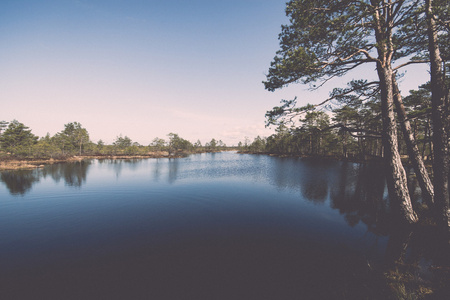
[0,120,231,159]
[242,83,433,161]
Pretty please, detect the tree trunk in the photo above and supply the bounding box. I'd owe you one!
[378,66,418,224]
[426,0,450,230]
[422,123,428,160]
[392,76,435,208]
[342,131,348,158]
[372,2,418,224]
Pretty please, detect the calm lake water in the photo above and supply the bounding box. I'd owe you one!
[0,152,447,298]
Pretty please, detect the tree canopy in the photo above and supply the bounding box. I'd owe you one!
[0,120,38,155]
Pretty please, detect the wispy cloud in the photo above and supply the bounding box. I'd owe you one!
[221,123,274,145]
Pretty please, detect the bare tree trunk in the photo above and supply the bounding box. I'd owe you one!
[426,0,450,230]
[378,66,418,224]
[372,2,418,224]
[393,76,435,208]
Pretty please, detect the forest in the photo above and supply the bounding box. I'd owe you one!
[253,0,449,232]
[245,82,433,160]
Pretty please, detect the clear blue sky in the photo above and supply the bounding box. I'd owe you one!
[0,0,429,145]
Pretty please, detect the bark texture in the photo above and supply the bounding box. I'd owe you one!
[426,0,450,230]
[372,2,418,224]
[378,67,418,224]
[392,76,435,208]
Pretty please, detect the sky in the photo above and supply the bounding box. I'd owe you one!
[1,0,430,146]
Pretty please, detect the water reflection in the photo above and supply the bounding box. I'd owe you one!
[302,180,328,203]
[44,161,91,187]
[0,155,435,245]
[152,159,162,182]
[269,157,336,204]
[168,158,179,184]
[267,158,391,236]
[0,161,91,193]
[1,153,448,298]
[299,162,330,204]
[330,162,390,236]
[0,169,40,195]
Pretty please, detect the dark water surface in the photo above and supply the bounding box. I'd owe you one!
[0,152,446,298]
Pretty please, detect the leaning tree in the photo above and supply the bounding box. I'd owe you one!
[264,0,426,224]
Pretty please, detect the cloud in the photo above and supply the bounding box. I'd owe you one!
[220,123,274,145]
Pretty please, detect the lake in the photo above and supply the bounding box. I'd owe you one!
[0,152,445,298]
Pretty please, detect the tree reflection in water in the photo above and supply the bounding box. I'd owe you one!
[168,158,179,184]
[317,160,450,298]
[0,169,40,195]
[269,157,335,204]
[0,155,449,297]
[0,161,91,194]
[299,159,336,204]
[43,161,91,187]
[269,158,449,297]
[329,161,390,235]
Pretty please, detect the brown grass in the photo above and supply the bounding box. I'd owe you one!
[0,152,175,171]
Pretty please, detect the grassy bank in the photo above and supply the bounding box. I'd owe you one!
[0,151,210,171]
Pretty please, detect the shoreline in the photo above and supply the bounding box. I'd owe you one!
[236,151,434,168]
[1,150,425,171]
[237,150,385,163]
[0,150,233,171]
[0,152,189,171]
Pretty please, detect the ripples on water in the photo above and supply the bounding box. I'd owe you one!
[0,152,447,298]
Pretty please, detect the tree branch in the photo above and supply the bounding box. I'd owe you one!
[393,59,430,70]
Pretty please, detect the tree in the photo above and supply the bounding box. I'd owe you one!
[208,138,217,151]
[0,121,8,136]
[248,136,266,153]
[264,0,419,224]
[302,111,332,155]
[96,140,105,153]
[394,0,450,228]
[57,122,90,155]
[150,137,166,152]
[34,133,61,158]
[244,137,250,148]
[167,133,192,155]
[332,105,361,159]
[265,124,295,155]
[403,84,433,160]
[194,139,202,150]
[425,0,450,229]
[393,77,435,208]
[328,77,434,206]
[0,120,38,155]
[113,135,132,150]
[218,140,226,149]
